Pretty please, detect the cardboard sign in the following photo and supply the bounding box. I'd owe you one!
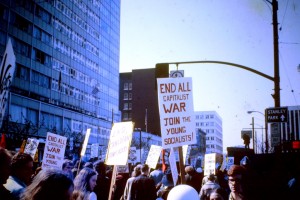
[0,38,16,128]
[157,77,196,149]
[204,153,216,176]
[145,145,162,169]
[42,132,67,169]
[169,148,179,186]
[24,138,39,159]
[105,122,133,165]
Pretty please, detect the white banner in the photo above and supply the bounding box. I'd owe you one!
[145,145,162,169]
[204,153,216,176]
[42,132,67,169]
[169,148,179,186]
[0,38,16,128]
[157,77,196,149]
[105,122,133,165]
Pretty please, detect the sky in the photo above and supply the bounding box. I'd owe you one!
[119,0,300,152]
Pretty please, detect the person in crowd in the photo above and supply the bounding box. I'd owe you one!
[112,172,128,200]
[93,160,110,200]
[72,160,85,178]
[209,188,227,200]
[227,165,247,200]
[21,169,74,200]
[123,164,142,200]
[130,164,157,200]
[73,167,98,200]
[4,152,33,200]
[84,162,94,169]
[157,169,174,200]
[0,147,14,200]
[185,165,202,193]
[62,159,74,180]
[149,163,164,189]
[199,173,221,200]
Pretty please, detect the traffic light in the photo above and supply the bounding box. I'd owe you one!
[155,63,169,89]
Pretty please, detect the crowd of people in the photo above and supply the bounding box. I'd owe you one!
[1,147,300,200]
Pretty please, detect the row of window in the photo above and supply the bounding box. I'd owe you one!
[122,112,132,121]
[195,114,215,120]
[196,122,214,127]
[123,82,132,90]
[10,103,110,137]
[123,93,132,100]
[123,103,132,110]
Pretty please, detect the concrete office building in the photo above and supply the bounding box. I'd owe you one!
[0,0,120,155]
[195,111,223,154]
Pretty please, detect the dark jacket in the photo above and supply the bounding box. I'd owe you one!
[130,174,157,200]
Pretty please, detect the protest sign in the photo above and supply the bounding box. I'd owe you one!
[157,77,196,149]
[0,38,16,129]
[169,148,179,186]
[24,138,39,159]
[145,145,162,169]
[182,145,191,165]
[80,129,91,156]
[91,143,99,158]
[204,153,216,176]
[42,132,67,169]
[105,122,133,165]
[128,147,137,164]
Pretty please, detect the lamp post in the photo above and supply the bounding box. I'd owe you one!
[247,111,268,153]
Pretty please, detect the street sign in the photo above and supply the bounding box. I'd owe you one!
[266,107,288,123]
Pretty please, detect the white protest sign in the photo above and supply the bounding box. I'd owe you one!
[145,145,162,169]
[80,129,91,156]
[182,145,191,165]
[169,148,179,186]
[42,132,67,169]
[91,143,99,158]
[204,153,216,176]
[0,38,16,129]
[157,77,196,149]
[24,138,39,159]
[105,122,133,165]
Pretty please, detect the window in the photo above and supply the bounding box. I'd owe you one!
[124,83,128,90]
[123,93,128,100]
[128,93,132,100]
[128,83,132,90]
[128,103,132,110]
[123,103,128,110]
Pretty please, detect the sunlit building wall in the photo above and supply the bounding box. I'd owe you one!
[0,0,120,152]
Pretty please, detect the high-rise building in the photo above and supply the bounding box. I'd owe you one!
[119,68,161,136]
[195,111,223,154]
[0,0,120,154]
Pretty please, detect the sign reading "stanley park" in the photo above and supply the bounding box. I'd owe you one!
[266,107,288,123]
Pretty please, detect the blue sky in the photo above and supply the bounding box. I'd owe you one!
[119,0,300,152]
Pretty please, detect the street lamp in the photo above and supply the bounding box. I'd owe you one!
[247,111,268,153]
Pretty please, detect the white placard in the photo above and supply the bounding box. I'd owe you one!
[145,145,162,169]
[169,148,179,186]
[182,145,191,165]
[42,132,67,169]
[24,138,39,159]
[91,143,99,158]
[105,122,134,165]
[0,38,16,128]
[204,153,216,176]
[80,129,91,156]
[157,77,196,149]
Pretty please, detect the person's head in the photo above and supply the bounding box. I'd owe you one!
[209,188,226,200]
[141,164,150,175]
[132,164,142,177]
[156,163,162,170]
[83,162,93,169]
[0,147,12,184]
[227,165,246,194]
[93,160,106,175]
[74,167,98,192]
[21,169,74,200]
[185,166,195,175]
[208,173,215,181]
[62,159,73,171]
[11,152,33,185]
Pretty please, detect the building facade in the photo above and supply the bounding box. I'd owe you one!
[0,0,120,155]
[195,111,223,154]
[119,68,161,136]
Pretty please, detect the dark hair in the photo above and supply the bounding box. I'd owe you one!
[62,159,73,170]
[11,152,33,172]
[21,169,74,200]
[141,164,149,173]
[227,165,246,177]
